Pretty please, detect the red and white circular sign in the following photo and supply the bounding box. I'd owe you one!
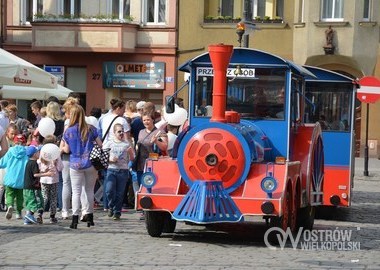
[358,76,380,103]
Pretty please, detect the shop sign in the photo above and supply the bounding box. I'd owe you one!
[103,62,165,89]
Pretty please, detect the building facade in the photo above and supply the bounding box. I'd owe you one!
[176,0,380,157]
[1,0,178,116]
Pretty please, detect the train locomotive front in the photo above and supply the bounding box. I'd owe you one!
[136,44,323,237]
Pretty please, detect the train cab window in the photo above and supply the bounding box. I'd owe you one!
[194,67,287,120]
[304,83,352,132]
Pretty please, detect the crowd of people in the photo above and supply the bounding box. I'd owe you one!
[0,94,187,229]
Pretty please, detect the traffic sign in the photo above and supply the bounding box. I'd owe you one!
[358,76,380,103]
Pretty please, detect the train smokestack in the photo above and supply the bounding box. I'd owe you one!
[208,44,233,123]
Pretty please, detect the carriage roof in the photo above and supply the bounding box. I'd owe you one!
[178,47,316,78]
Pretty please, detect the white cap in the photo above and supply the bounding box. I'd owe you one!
[136,101,146,110]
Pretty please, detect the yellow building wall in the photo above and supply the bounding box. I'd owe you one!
[177,0,295,103]
[360,47,380,157]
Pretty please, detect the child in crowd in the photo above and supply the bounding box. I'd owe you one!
[35,135,63,223]
[166,124,179,157]
[0,134,29,220]
[0,124,18,211]
[30,100,42,128]
[103,123,135,220]
[23,145,44,224]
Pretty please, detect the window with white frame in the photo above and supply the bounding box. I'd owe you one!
[111,0,131,19]
[61,0,81,17]
[363,0,372,21]
[144,0,166,24]
[298,0,305,23]
[21,0,43,25]
[221,0,234,17]
[321,0,344,21]
[252,0,284,20]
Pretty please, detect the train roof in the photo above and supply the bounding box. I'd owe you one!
[303,65,356,84]
[179,47,316,78]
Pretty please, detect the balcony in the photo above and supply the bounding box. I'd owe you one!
[31,20,139,53]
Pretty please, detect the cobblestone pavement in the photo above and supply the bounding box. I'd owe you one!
[0,158,379,270]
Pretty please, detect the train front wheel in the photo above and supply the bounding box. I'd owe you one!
[145,211,165,237]
[270,185,292,232]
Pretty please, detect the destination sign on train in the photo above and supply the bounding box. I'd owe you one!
[102,62,165,90]
[196,67,255,78]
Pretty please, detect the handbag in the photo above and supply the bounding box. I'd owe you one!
[90,115,119,171]
[89,145,110,171]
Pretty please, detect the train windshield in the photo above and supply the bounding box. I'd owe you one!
[304,82,353,132]
[194,67,287,120]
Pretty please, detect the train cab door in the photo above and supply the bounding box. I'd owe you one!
[289,75,303,158]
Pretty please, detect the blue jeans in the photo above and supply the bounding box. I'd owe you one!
[101,169,108,209]
[105,168,129,215]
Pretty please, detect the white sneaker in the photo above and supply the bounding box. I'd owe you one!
[16,213,22,220]
[5,206,13,220]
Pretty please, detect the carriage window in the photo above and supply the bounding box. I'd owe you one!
[304,83,352,132]
[194,67,286,120]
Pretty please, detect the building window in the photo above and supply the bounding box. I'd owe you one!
[252,0,284,20]
[144,0,166,24]
[363,0,372,21]
[21,0,43,25]
[297,0,305,23]
[63,0,81,17]
[321,0,344,22]
[112,0,131,19]
[221,0,234,17]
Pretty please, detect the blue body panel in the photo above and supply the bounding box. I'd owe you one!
[322,132,351,166]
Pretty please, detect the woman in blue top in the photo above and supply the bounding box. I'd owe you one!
[61,104,102,229]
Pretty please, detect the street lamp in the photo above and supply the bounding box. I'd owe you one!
[236,0,253,48]
[236,22,245,47]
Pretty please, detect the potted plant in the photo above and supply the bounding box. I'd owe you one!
[224,16,233,23]
[253,16,262,22]
[233,16,241,23]
[273,16,283,23]
[204,15,214,23]
[215,15,225,22]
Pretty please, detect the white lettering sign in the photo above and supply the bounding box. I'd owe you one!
[196,67,255,78]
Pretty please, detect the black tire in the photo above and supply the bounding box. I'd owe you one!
[145,211,165,237]
[296,205,315,231]
[267,187,291,244]
[162,212,177,233]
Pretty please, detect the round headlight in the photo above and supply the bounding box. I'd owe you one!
[141,172,156,188]
[261,177,277,193]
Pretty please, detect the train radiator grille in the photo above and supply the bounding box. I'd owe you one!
[172,180,242,223]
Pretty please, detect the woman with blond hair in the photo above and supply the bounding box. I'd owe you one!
[46,101,64,140]
[61,104,102,229]
[59,97,78,220]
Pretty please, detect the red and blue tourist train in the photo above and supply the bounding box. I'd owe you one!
[135,44,357,237]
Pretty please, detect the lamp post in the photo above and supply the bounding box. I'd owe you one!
[236,0,252,48]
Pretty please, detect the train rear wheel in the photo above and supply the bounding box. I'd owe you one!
[145,211,165,237]
[296,205,315,231]
[289,186,298,232]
